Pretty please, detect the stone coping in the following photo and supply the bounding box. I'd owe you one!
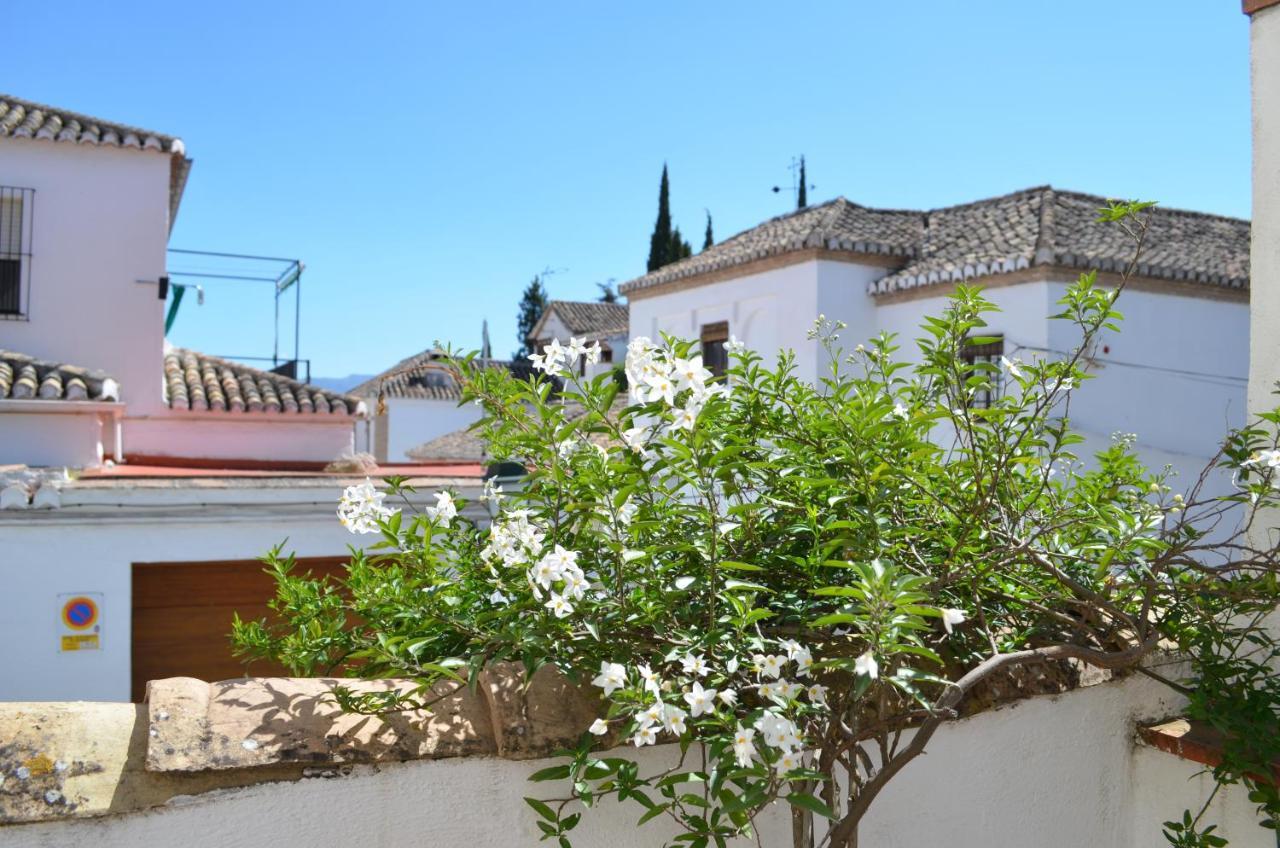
[0,655,1171,827]
[0,665,598,826]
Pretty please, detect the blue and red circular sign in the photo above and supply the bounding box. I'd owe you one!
[62,597,98,630]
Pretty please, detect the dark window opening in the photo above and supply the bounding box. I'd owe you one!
[0,186,33,319]
[960,335,1004,409]
[701,321,729,378]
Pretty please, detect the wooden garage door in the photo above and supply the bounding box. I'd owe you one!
[131,557,349,702]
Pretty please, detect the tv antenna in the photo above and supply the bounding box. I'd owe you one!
[771,155,815,207]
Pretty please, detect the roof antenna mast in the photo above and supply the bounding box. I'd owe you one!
[772,155,815,209]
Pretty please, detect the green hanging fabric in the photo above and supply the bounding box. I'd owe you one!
[164,285,186,334]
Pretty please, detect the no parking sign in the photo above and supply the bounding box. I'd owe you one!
[58,593,102,652]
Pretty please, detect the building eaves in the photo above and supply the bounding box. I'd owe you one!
[0,93,193,228]
[618,198,922,296]
[869,187,1251,296]
[0,350,119,401]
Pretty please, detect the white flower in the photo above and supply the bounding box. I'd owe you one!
[732,724,757,767]
[639,701,666,727]
[544,339,566,370]
[680,653,710,677]
[854,651,879,679]
[638,664,663,698]
[726,335,745,354]
[566,337,588,367]
[592,662,626,697]
[561,568,589,600]
[588,718,609,736]
[530,558,561,590]
[488,589,511,605]
[426,491,457,526]
[683,681,718,717]
[792,646,814,677]
[775,679,804,701]
[725,658,740,675]
[806,683,827,705]
[337,478,398,534]
[779,639,801,659]
[1244,449,1280,468]
[1001,355,1023,379]
[622,424,651,452]
[585,341,603,366]
[544,593,574,618]
[717,688,738,707]
[753,653,785,679]
[754,712,801,750]
[616,499,639,527]
[481,479,504,503]
[775,749,804,777]
[892,402,909,419]
[672,355,712,392]
[941,608,967,635]
[670,399,702,431]
[643,371,677,405]
[662,704,688,735]
[528,351,547,372]
[632,724,658,747]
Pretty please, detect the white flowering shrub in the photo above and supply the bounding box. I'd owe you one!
[236,204,1280,848]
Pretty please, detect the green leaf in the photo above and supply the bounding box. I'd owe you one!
[524,797,558,822]
[529,765,572,782]
[786,792,836,820]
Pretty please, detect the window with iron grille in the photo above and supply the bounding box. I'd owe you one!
[701,321,729,378]
[0,187,34,319]
[960,335,1004,409]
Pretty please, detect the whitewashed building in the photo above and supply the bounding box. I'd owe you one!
[620,187,1251,489]
[0,93,483,703]
[351,348,545,462]
[0,93,366,466]
[527,300,629,379]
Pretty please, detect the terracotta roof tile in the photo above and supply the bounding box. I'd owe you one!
[619,199,921,295]
[870,187,1250,295]
[536,301,630,339]
[0,350,119,401]
[351,349,542,401]
[163,349,361,416]
[0,93,183,155]
[0,93,193,226]
[617,187,1250,297]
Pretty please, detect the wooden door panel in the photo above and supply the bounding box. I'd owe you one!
[130,557,348,702]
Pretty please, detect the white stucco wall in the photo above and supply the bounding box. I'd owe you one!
[873,279,1246,498]
[0,479,484,703]
[123,412,358,464]
[0,139,171,413]
[1,674,1266,848]
[1251,5,1280,412]
[628,259,890,384]
[0,408,114,467]
[382,397,482,462]
[1047,284,1247,460]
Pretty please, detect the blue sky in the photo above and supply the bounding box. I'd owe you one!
[7,1,1252,378]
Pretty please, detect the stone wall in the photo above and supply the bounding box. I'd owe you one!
[0,666,1270,847]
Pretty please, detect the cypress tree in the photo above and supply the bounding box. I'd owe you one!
[647,164,674,272]
[703,211,714,250]
[514,275,549,359]
[797,156,807,209]
[669,226,692,262]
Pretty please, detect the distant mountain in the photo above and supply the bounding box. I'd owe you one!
[309,374,375,394]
